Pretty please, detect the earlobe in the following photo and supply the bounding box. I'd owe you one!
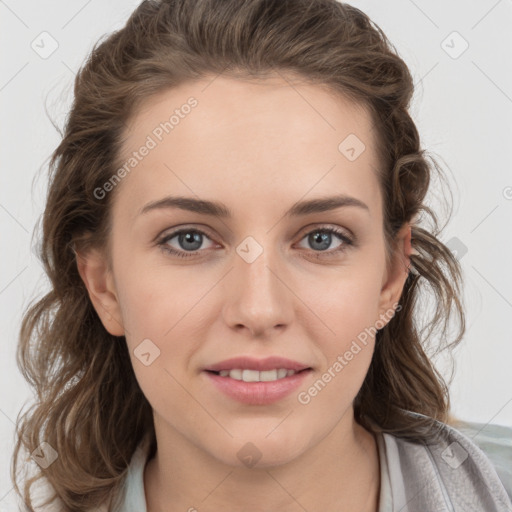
[377,223,412,322]
[75,247,125,336]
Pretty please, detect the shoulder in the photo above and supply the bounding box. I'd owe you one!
[451,420,512,502]
[381,416,512,511]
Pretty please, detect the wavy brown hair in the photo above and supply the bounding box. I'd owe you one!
[12,0,465,510]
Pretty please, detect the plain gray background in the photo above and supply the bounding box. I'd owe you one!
[1,0,511,509]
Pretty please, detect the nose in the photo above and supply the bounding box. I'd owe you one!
[221,240,294,338]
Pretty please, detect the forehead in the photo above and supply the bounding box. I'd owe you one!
[114,74,382,221]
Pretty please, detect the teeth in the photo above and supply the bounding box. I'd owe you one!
[228,369,242,380]
[242,369,260,382]
[260,369,277,381]
[216,368,298,382]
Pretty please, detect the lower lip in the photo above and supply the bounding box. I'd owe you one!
[204,370,312,405]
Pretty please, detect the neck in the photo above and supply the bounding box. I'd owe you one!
[144,409,380,512]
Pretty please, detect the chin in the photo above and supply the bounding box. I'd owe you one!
[209,427,311,470]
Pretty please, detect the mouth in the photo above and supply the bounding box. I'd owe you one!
[203,363,313,405]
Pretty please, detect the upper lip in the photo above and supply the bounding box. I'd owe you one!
[203,356,311,372]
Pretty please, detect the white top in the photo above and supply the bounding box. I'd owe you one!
[28,418,512,511]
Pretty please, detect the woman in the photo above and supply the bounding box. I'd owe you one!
[12,0,512,511]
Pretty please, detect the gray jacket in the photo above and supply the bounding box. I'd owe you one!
[377,418,512,511]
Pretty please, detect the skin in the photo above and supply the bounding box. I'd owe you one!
[77,74,412,512]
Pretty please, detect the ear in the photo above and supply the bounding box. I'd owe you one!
[75,246,125,336]
[377,223,412,322]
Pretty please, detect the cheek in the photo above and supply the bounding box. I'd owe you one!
[111,279,187,408]
[114,253,204,341]
[298,264,384,391]
[297,291,379,421]
[302,265,384,341]
[117,277,201,417]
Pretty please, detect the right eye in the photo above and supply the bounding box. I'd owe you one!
[157,227,219,258]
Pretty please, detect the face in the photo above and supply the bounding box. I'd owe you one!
[79,74,409,468]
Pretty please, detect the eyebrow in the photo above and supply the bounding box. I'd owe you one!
[139,194,369,218]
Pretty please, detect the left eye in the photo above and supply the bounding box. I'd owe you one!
[157,226,353,259]
[296,227,352,253]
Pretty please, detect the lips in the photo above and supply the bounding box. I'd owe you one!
[202,356,313,405]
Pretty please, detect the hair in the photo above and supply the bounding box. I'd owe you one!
[12,0,465,510]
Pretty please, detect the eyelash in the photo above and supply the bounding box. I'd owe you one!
[156,225,355,260]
